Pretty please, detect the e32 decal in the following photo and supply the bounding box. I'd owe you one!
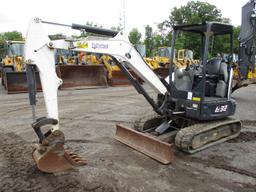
[214,105,228,113]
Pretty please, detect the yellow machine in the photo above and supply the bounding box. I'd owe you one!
[149,47,196,69]
[1,41,24,72]
[177,49,198,67]
[233,63,256,92]
[144,57,160,70]
[79,52,100,65]
[99,54,137,86]
[100,55,119,79]
[0,41,37,93]
[54,50,107,89]
[144,47,196,78]
[152,47,172,68]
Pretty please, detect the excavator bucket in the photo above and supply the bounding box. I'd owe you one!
[56,65,108,89]
[108,70,143,86]
[32,130,87,173]
[115,124,175,164]
[4,71,42,94]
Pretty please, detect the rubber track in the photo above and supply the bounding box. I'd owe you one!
[175,117,241,154]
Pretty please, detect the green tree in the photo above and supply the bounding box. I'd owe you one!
[159,1,230,58]
[128,28,142,44]
[144,25,154,56]
[111,26,121,31]
[233,26,241,53]
[49,33,66,40]
[0,31,23,59]
[166,1,223,26]
[0,31,23,41]
[143,25,170,57]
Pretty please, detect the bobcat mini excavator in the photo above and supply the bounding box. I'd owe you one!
[25,18,243,173]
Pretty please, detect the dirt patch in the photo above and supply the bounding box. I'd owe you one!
[179,153,256,179]
[1,86,256,192]
[228,131,256,143]
[241,120,256,127]
[0,132,116,192]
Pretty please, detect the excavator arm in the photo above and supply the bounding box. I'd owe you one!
[233,0,256,91]
[25,18,167,173]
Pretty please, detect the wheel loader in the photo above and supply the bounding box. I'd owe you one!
[100,54,142,86]
[0,41,42,93]
[54,49,108,90]
[146,47,196,78]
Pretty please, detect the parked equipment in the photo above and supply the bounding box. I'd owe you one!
[145,47,195,78]
[100,55,142,86]
[1,41,42,93]
[54,50,108,89]
[56,65,108,89]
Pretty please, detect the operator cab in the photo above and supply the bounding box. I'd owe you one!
[167,22,235,120]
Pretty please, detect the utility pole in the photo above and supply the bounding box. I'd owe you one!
[119,0,126,33]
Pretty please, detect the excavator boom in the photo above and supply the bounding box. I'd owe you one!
[25,18,168,172]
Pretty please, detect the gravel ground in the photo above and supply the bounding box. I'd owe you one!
[0,84,255,192]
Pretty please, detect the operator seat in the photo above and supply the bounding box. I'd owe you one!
[205,58,228,98]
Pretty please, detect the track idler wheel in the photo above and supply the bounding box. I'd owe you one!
[32,130,87,173]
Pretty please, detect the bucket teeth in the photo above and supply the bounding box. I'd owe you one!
[64,151,87,166]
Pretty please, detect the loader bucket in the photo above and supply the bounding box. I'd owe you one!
[108,70,131,86]
[32,130,87,173]
[115,124,174,164]
[232,78,256,92]
[4,71,42,94]
[153,68,169,78]
[108,70,143,86]
[56,65,108,89]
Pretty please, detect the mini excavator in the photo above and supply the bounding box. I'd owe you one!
[24,0,255,173]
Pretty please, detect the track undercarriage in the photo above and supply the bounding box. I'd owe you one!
[115,113,241,164]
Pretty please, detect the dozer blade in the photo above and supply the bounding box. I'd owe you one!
[115,124,174,164]
[32,130,87,173]
[4,71,42,94]
[56,65,108,89]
